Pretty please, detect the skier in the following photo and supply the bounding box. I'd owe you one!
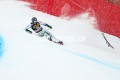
[25,17,63,45]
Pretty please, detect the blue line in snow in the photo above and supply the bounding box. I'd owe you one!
[62,47,120,71]
[44,41,120,71]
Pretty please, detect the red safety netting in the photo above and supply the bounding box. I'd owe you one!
[22,0,120,38]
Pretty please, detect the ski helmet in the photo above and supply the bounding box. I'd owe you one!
[32,17,37,22]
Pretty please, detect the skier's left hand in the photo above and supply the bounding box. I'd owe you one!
[46,24,52,29]
[49,25,52,29]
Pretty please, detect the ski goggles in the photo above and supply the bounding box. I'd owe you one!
[32,18,37,21]
[33,20,37,23]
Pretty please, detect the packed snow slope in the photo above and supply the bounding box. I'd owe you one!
[0,0,120,80]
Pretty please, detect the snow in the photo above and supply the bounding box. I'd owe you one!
[0,0,120,80]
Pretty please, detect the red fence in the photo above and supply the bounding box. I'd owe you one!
[23,0,120,38]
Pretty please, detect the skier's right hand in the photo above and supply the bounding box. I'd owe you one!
[26,29,32,34]
[28,30,32,34]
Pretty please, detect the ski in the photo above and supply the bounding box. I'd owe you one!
[102,33,114,49]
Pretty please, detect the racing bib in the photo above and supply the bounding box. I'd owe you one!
[32,22,41,30]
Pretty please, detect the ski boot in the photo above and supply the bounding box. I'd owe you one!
[48,37,52,41]
[58,41,63,45]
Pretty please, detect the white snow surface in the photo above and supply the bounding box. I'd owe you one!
[0,0,120,80]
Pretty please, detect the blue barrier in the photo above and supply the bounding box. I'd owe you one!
[0,35,4,57]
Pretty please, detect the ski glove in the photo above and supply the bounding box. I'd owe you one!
[26,29,32,34]
[48,25,52,29]
[45,24,52,29]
